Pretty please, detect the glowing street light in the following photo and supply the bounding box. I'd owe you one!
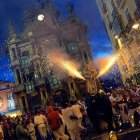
[115,35,119,39]
[132,23,139,29]
[37,14,45,21]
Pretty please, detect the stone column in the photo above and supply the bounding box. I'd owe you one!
[18,97,24,114]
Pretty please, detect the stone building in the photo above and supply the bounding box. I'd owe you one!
[97,0,140,85]
[7,1,95,113]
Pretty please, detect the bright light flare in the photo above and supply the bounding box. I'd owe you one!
[61,61,85,80]
[97,56,117,78]
[132,23,139,29]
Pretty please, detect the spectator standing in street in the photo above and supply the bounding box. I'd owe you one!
[34,110,48,140]
[62,102,81,140]
[85,91,117,140]
[16,118,29,140]
[26,118,36,140]
[71,100,85,130]
[47,106,69,140]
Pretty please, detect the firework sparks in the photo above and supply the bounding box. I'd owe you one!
[97,55,117,78]
[41,47,85,80]
[61,61,85,80]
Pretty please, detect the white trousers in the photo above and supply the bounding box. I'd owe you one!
[68,128,81,140]
[38,124,47,139]
[53,125,69,140]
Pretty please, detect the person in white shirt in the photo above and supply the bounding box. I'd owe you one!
[115,91,129,123]
[71,101,85,130]
[109,93,117,115]
[136,86,140,97]
[34,110,47,140]
[0,125,4,140]
[62,103,81,140]
[27,118,37,140]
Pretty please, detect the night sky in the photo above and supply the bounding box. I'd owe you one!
[0,0,113,82]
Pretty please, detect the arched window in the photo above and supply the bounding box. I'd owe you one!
[16,69,21,84]
[83,51,88,63]
[11,48,17,59]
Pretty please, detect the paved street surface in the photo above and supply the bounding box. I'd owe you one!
[81,127,140,140]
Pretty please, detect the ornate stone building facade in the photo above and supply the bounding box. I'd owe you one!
[7,1,95,113]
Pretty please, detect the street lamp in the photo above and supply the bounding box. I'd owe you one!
[37,14,45,21]
[132,23,139,29]
[115,35,119,39]
[114,35,123,49]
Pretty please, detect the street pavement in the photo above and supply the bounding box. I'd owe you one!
[81,127,140,140]
[80,116,140,140]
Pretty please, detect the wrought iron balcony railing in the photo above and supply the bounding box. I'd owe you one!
[34,78,45,87]
[111,15,124,35]
[14,84,24,93]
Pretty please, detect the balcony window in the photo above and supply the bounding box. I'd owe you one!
[106,0,113,13]
[134,0,140,8]
[26,72,34,81]
[11,48,17,60]
[125,8,132,23]
[22,51,29,57]
[102,2,107,14]
[21,51,30,67]
[134,0,140,20]
[16,69,21,84]
[26,83,34,93]
[107,14,111,25]
[67,42,78,53]
[111,16,124,37]
[83,51,89,63]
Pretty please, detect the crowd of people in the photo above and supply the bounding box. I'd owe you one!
[0,85,139,140]
[0,99,86,140]
[107,85,140,128]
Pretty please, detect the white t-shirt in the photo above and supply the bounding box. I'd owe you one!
[27,123,35,134]
[34,114,47,125]
[62,107,77,130]
[71,104,82,118]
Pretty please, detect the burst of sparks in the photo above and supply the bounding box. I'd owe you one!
[97,56,117,78]
[61,61,85,80]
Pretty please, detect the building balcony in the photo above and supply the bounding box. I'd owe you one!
[111,15,124,35]
[14,84,24,93]
[25,82,35,94]
[112,7,119,18]
[102,3,107,14]
[134,7,140,20]
[34,78,45,87]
